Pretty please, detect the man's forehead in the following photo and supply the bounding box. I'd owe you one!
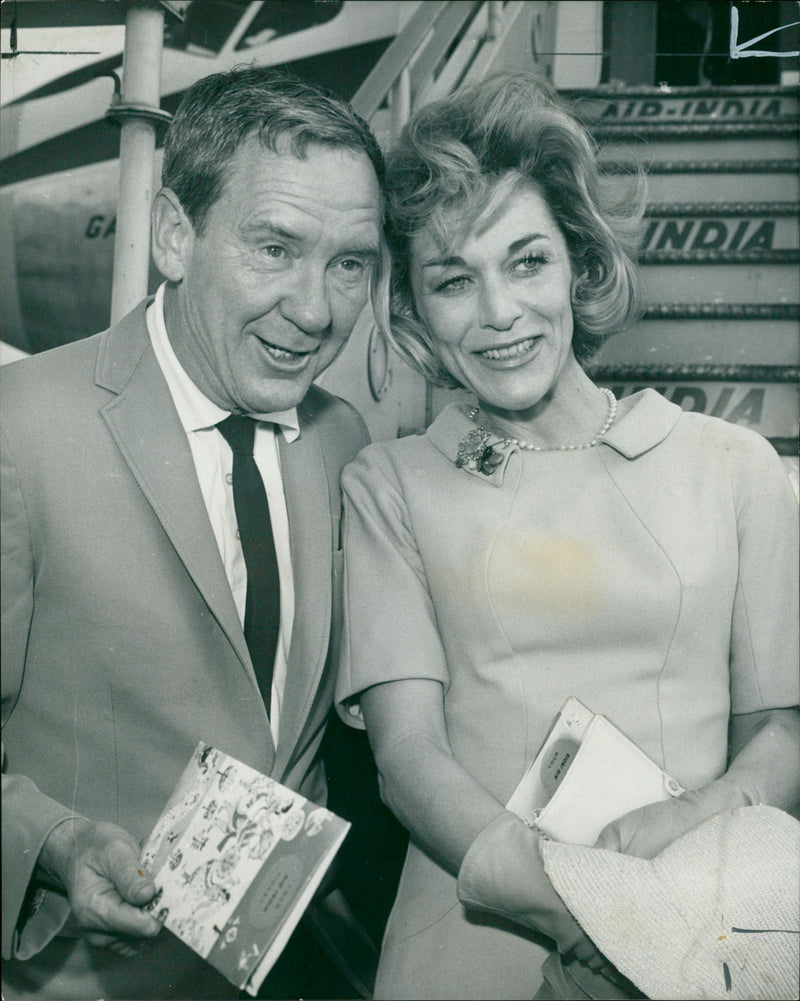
[220,134,381,223]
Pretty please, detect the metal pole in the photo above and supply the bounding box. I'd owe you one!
[110,2,165,324]
[487,1,503,41]
[390,65,412,139]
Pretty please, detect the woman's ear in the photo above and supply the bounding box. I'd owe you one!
[151,188,193,283]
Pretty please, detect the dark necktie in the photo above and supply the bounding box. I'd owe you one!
[217,415,280,716]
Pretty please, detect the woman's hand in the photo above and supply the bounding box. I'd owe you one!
[458,811,604,958]
[595,708,800,859]
[593,786,744,859]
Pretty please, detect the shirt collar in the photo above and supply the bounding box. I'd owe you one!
[147,283,300,442]
[426,388,682,485]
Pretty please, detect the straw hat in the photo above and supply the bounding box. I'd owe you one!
[541,805,800,1000]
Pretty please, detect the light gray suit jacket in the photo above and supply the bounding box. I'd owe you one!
[0,301,368,999]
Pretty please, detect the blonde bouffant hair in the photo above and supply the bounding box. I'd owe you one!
[373,73,644,388]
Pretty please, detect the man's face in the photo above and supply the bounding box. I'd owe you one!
[161,135,382,413]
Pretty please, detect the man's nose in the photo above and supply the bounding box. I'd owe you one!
[279,265,332,337]
[478,276,522,331]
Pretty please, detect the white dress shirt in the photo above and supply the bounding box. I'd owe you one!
[146,283,295,743]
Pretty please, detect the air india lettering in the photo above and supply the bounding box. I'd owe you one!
[599,97,785,119]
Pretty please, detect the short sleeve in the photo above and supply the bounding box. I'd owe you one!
[335,447,450,725]
[729,432,799,714]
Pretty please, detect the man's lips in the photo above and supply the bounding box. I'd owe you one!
[256,336,319,371]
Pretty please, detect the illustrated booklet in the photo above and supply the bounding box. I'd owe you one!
[139,742,350,995]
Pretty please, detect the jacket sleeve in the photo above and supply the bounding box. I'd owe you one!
[1,423,75,960]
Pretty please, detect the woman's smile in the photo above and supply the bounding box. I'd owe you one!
[474,335,542,365]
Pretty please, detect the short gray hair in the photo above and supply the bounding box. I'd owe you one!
[162,65,386,233]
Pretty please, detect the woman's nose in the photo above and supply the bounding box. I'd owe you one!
[478,276,522,331]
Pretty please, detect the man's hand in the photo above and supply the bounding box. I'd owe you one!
[38,817,162,951]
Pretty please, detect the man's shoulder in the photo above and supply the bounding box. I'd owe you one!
[0,334,105,413]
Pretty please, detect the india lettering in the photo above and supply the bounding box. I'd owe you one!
[598,97,788,120]
[641,219,778,252]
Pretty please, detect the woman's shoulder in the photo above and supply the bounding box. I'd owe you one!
[671,402,783,473]
[342,430,435,496]
[613,388,780,463]
[344,403,469,485]
[614,390,794,512]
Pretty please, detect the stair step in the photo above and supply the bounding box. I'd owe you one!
[599,134,797,164]
[603,161,800,203]
[641,303,800,320]
[594,316,799,367]
[640,261,799,304]
[592,120,797,140]
[640,247,798,265]
[642,204,799,253]
[565,86,798,123]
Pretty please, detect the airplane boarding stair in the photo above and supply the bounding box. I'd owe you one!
[349,3,798,460]
[570,84,799,460]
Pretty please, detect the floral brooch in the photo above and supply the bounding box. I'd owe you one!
[455,426,504,476]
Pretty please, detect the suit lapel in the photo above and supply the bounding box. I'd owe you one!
[96,308,259,699]
[273,417,333,778]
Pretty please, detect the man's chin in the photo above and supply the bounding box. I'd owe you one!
[245,378,315,415]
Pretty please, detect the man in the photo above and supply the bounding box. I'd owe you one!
[1,67,384,1000]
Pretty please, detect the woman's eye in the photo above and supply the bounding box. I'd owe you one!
[513,253,547,274]
[434,275,471,294]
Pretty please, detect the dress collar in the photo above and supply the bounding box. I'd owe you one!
[426,388,683,485]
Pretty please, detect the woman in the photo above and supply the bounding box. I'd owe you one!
[336,75,799,1000]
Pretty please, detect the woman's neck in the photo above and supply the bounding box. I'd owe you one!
[478,361,610,450]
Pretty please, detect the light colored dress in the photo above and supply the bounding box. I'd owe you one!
[336,389,799,1001]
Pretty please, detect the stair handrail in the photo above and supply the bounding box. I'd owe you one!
[351,1,506,136]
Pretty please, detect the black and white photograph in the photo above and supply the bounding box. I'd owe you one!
[1,2,798,999]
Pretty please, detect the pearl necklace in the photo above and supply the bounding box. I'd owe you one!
[467,388,617,453]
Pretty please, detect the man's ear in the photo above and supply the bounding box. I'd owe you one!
[151,188,194,282]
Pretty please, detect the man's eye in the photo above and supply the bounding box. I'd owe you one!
[263,245,287,259]
[335,258,370,283]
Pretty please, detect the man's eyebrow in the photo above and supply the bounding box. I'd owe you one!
[422,232,550,269]
[241,220,300,242]
[341,242,380,258]
[241,220,379,257]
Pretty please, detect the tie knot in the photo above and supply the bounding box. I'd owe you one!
[217,414,256,455]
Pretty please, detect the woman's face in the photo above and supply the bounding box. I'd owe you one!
[409,184,575,414]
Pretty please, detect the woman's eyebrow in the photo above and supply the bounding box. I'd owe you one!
[422,254,466,270]
[422,232,550,269]
[507,232,548,254]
